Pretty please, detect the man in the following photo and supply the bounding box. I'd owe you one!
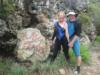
[67,11,82,75]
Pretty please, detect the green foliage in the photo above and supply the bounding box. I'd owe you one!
[9,65,28,75]
[0,58,13,75]
[77,1,100,27]
[0,0,16,19]
[69,45,90,64]
[96,35,100,42]
[88,2,100,26]
[77,12,92,25]
[80,46,90,63]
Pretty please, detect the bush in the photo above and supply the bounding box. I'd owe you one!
[88,2,100,26]
[77,12,92,25]
[9,65,28,75]
[0,58,13,75]
[0,0,16,19]
[96,36,100,42]
[69,45,90,64]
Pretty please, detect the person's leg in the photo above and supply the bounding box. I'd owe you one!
[73,39,82,74]
[50,39,61,62]
[44,38,61,63]
[62,37,70,63]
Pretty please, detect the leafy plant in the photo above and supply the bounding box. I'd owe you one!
[88,2,100,26]
[96,35,100,42]
[69,45,90,64]
[77,12,92,25]
[0,0,16,19]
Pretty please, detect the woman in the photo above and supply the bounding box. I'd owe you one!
[44,11,70,63]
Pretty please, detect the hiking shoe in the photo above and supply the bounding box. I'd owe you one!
[74,70,81,75]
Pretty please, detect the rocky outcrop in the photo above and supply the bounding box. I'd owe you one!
[0,19,17,53]
[7,12,23,33]
[82,23,97,41]
[15,0,90,18]
[64,0,89,11]
[80,32,91,46]
[0,0,94,60]
[16,28,50,62]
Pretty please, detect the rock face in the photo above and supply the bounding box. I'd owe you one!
[64,0,89,10]
[0,0,93,61]
[15,0,24,10]
[0,19,7,37]
[80,32,91,46]
[0,19,17,54]
[16,28,50,62]
[7,12,23,32]
[82,23,97,41]
[15,0,90,18]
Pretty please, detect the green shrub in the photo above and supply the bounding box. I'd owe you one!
[0,0,16,19]
[77,12,92,25]
[80,46,90,63]
[9,65,28,75]
[69,45,90,64]
[88,3,100,26]
[96,36,100,42]
[0,58,13,75]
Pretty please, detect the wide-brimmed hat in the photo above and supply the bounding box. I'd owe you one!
[67,11,77,16]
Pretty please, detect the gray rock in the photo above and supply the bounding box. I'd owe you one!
[16,28,50,62]
[0,19,7,37]
[15,0,24,10]
[80,32,91,46]
[7,12,23,33]
[0,19,17,53]
[15,0,90,19]
[82,23,97,41]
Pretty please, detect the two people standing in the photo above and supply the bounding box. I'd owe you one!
[43,11,82,75]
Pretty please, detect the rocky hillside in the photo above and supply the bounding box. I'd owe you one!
[0,0,100,75]
[0,0,100,62]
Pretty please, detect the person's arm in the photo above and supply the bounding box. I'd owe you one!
[51,28,56,41]
[69,35,79,44]
[64,23,69,42]
[68,21,81,47]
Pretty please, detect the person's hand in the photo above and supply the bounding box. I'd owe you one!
[68,42,73,48]
[49,39,55,46]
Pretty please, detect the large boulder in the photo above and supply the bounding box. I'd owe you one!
[16,28,50,62]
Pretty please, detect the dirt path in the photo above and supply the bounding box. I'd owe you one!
[81,43,100,75]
